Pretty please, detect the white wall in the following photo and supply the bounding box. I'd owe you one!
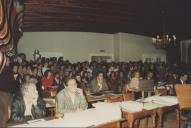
[113,33,121,62]
[118,33,165,62]
[18,32,166,62]
[18,32,113,62]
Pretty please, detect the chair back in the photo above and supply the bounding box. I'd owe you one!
[139,79,154,91]
[122,91,135,101]
[155,87,168,96]
[175,84,191,109]
[107,96,123,102]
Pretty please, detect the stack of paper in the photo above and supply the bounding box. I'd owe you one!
[143,102,164,110]
[121,101,143,113]
[152,96,178,106]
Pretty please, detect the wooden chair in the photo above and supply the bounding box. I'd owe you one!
[155,87,168,96]
[107,95,124,103]
[141,88,154,98]
[154,86,177,128]
[175,84,191,128]
[122,91,135,101]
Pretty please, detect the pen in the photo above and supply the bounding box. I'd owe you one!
[28,119,43,124]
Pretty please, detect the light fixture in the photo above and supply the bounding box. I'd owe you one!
[152,11,176,49]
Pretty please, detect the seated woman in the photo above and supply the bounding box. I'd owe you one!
[126,70,141,99]
[107,71,121,92]
[128,70,141,90]
[41,70,54,90]
[90,72,108,93]
[56,78,88,115]
[9,82,46,122]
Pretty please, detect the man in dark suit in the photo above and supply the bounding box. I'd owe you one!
[175,73,188,85]
[0,52,20,126]
[174,72,189,121]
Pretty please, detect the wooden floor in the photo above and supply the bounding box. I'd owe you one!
[138,111,191,128]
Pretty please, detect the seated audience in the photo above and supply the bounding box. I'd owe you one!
[12,63,22,86]
[56,78,88,114]
[41,70,54,90]
[81,71,91,89]
[9,82,46,122]
[42,62,49,75]
[75,74,86,90]
[31,67,42,97]
[128,70,141,90]
[107,71,121,92]
[90,72,108,93]
[175,72,188,84]
[145,71,154,80]
[22,74,31,83]
[165,72,178,85]
[54,72,62,87]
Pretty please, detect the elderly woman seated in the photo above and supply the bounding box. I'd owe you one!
[9,82,46,122]
[56,78,88,115]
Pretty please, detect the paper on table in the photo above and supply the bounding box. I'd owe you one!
[28,119,45,124]
[93,102,121,108]
[13,105,122,127]
[143,102,165,110]
[121,101,143,113]
[93,102,121,124]
[13,110,97,127]
[156,86,166,89]
[152,96,178,106]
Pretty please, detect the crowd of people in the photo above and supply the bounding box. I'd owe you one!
[1,52,191,125]
[9,53,191,94]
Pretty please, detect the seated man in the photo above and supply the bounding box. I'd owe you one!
[175,72,188,85]
[56,78,88,115]
[90,72,108,93]
[9,82,46,122]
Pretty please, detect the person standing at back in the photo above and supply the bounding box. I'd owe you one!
[0,52,20,126]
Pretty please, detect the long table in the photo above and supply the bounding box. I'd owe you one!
[8,117,123,128]
[120,95,178,128]
[11,94,178,128]
[8,103,122,127]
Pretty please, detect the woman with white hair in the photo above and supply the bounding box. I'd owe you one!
[9,82,46,122]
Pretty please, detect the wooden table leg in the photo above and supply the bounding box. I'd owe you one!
[158,114,163,128]
[128,118,135,128]
[129,122,134,128]
[136,119,140,128]
[152,115,156,128]
[145,118,149,128]
[176,108,180,128]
